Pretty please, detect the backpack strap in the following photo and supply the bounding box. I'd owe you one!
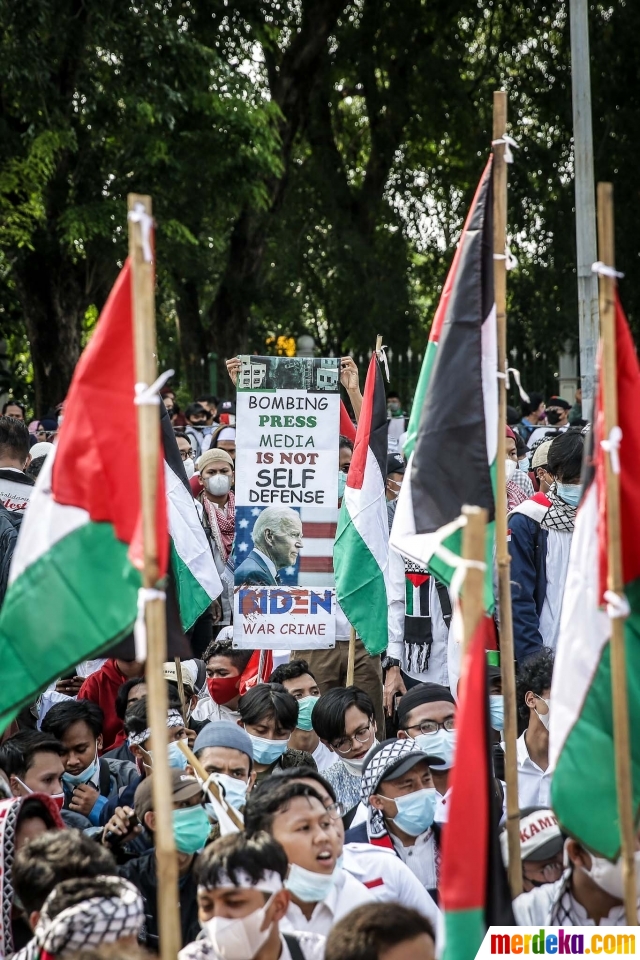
[98,758,112,797]
[283,933,306,960]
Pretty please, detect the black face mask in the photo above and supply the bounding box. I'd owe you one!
[546,409,562,425]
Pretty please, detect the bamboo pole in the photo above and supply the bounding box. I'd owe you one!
[346,627,356,687]
[128,193,181,960]
[174,656,188,726]
[596,182,637,925]
[461,506,488,655]
[492,91,522,898]
[177,740,244,831]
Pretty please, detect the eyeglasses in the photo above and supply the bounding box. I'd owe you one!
[331,720,374,755]
[404,718,455,736]
[325,801,345,819]
[179,450,192,461]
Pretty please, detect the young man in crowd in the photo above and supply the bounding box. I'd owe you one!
[119,771,207,950]
[347,739,442,898]
[181,831,325,960]
[509,430,584,660]
[193,636,254,723]
[0,415,34,513]
[0,731,65,809]
[385,453,405,502]
[196,448,235,625]
[514,648,554,807]
[104,678,148,763]
[396,683,456,822]
[325,903,435,960]
[530,438,555,496]
[269,660,333,771]
[77,655,145,752]
[311,687,377,818]
[238,683,316,781]
[515,392,546,444]
[2,400,25,420]
[527,395,572,448]
[185,402,212,458]
[41,700,138,825]
[500,807,564,894]
[245,779,372,936]
[274,767,441,926]
[12,830,118,936]
[189,720,256,813]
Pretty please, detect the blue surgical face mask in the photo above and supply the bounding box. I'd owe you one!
[489,695,504,732]
[389,787,437,836]
[415,729,456,770]
[338,471,347,500]
[556,482,582,508]
[62,749,99,788]
[217,773,248,810]
[247,733,289,766]
[172,804,211,854]
[285,862,338,903]
[518,457,530,472]
[168,740,189,770]
[296,695,320,732]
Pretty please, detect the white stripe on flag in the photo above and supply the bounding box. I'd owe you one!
[343,446,388,577]
[482,303,498,465]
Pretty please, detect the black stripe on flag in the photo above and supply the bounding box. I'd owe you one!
[161,403,192,491]
[411,159,495,533]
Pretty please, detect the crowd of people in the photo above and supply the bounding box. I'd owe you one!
[0,363,619,960]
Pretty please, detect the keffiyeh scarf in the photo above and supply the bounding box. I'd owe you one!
[203,490,235,562]
[359,739,428,845]
[16,876,144,960]
[541,487,577,533]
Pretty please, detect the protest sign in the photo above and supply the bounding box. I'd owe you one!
[233,355,339,649]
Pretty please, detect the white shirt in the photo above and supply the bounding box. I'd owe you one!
[513,871,629,926]
[390,828,438,890]
[281,869,373,938]
[539,528,573,651]
[513,732,552,808]
[434,787,451,823]
[342,842,440,926]
[312,739,334,772]
[280,933,326,960]
[191,699,240,725]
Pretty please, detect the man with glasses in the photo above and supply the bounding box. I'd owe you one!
[500,807,564,894]
[311,688,377,821]
[396,683,456,822]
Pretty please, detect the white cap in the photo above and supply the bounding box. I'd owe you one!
[500,808,563,865]
[30,441,54,460]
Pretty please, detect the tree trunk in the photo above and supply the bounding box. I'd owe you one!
[174,278,210,398]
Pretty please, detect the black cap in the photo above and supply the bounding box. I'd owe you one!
[387,453,406,478]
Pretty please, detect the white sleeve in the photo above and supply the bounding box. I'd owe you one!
[386,856,442,928]
[387,546,406,660]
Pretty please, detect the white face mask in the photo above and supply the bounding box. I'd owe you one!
[533,695,551,731]
[505,458,517,482]
[183,457,195,479]
[204,896,273,960]
[585,852,640,899]
[207,474,231,496]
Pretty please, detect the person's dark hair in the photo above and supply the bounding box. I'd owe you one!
[516,648,555,723]
[173,430,189,442]
[42,699,104,741]
[195,395,219,407]
[13,829,117,916]
[515,434,527,459]
[270,765,337,802]
[325,903,435,960]
[506,405,520,426]
[44,876,133,919]
[547,430,584,483]
[185,402,207,420]
[386,391,400,401]
[521,392,544,417]
[115,678,146,721]
[244,780,325,837]
[268,658,317,686]
[0,416,29,462]
[195,831,288,891]
[0,730,63,778]
[26,455,47,480]
[238,683,298,732]
[339,435,354,452]
[203,637,253,673]
[311,686,375,743]
[2,401,25,417]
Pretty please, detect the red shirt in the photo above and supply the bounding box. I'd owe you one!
[77,659,129,752]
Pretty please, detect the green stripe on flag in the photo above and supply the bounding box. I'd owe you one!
[405,339,438,458]
[443,907,485,960]
[171,542,215,631]
[0,522,141,728]
[405,577,413,615]
[334,511,388,656]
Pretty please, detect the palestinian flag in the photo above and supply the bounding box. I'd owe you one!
[161,407,222,631]
[390,157,497,607]
[0,260,167,729]
[440,616,514,960]
[334,354,389,655]
[550,292,640,859]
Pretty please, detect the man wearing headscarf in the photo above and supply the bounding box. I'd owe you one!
[345,739,443,898]
[196,449,235,626]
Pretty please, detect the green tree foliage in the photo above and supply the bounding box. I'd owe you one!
[0,1,637,412]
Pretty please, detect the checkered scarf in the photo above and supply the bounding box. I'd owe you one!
[202,490,235,562]
[359,739,429,843]
[540,486,577,533]
[29,876,144,959]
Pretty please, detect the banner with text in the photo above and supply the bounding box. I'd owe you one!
[233,355,339,649]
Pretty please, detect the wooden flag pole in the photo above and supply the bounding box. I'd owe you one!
[128,193,181,960]
[174,656,188,726]
[177,740,244,831]
[346,333,384,688]
[461,506,488,656]
[492,90,522,898]
[596,182,637,925]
